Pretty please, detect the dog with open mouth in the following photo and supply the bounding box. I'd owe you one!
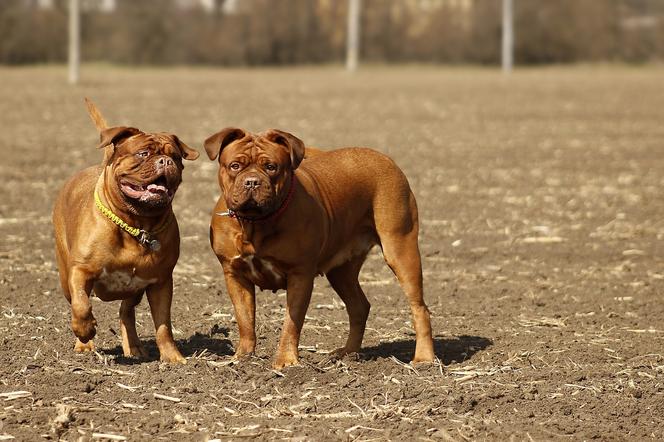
[52,99,199,362]
[205,128,434,369]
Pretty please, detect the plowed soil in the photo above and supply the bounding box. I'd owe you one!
[1,66,663,441]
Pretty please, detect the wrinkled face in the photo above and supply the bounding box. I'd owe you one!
[219,135,293,217]
[100,127,198,215]
[204,128,305,218]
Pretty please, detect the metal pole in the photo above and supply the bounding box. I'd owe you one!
[346,0,361,72]
[501,0,513,73]
[68,0,80,84]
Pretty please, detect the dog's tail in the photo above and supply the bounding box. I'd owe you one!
[84,97,108,131]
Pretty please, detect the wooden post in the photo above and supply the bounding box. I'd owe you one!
[68,0,80,84]
[501,0,513,73]
[346,0,361,72]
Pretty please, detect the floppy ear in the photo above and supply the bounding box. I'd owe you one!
[263,129,305,169]
[170,135,199,161]
[96,126,141,150]
[204,128,246,161]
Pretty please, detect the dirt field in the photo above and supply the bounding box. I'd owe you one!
[1,65,663,441]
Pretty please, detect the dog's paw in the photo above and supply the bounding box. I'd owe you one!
[232,350,255,361]
[124,344,149,359]
[159,349,187,364]
[272,353,299,369]
[74,338,95,353]
[330,346,360,360]
[411,354,435,364]
[72,316,97,343]
[411,338,435,363]
[233,340,256,359]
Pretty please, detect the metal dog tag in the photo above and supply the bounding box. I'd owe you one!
[137,231,160,252]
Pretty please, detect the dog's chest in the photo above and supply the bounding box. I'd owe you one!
[95,268,157,295]
[230,255,286,291]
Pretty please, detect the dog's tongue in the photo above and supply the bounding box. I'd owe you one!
[147,183,168,193]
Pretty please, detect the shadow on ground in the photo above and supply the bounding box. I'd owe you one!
[102,328,234,364]
[360,335,492,365]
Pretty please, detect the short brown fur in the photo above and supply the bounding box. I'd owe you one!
[206,128,434,369]
[52,99,199,362]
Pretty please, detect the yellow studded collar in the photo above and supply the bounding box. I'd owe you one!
[94,190,171,251]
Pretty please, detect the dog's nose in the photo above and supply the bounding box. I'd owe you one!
[244,176,261,189]
[157,157,174,167]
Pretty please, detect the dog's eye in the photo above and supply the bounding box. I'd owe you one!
[265,164,278,172]
[229,162,241,171]
[136,151,149,158]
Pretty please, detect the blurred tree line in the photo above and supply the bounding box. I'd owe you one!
[2,0,664,65]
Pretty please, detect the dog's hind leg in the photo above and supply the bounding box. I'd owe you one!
[55,249,70,302]
[326,254,371,358]
[374,188,434,363]
[120,293,147,358]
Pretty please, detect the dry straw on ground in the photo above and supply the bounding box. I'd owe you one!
[0,66,663,440]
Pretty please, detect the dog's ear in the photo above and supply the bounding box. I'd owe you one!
[169,134,199,161]
[96,126,141,150]
[263,129,305,170]
[204,128,246,161]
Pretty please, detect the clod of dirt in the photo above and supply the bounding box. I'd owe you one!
[628,387,643,399]
[50,404,73,436]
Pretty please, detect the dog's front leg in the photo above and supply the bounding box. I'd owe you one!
[273,272,315,369]
[223,266,257,358]
[146,277,186,364]
[69,266,97,352]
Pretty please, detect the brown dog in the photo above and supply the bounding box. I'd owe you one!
[52,99,199,362]
[205,128,434,369]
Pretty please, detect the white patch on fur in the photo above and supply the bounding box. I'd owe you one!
[230,254,285,288]
[98,268,157,293]
[262,259,283,283]
[243,255,261,281]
